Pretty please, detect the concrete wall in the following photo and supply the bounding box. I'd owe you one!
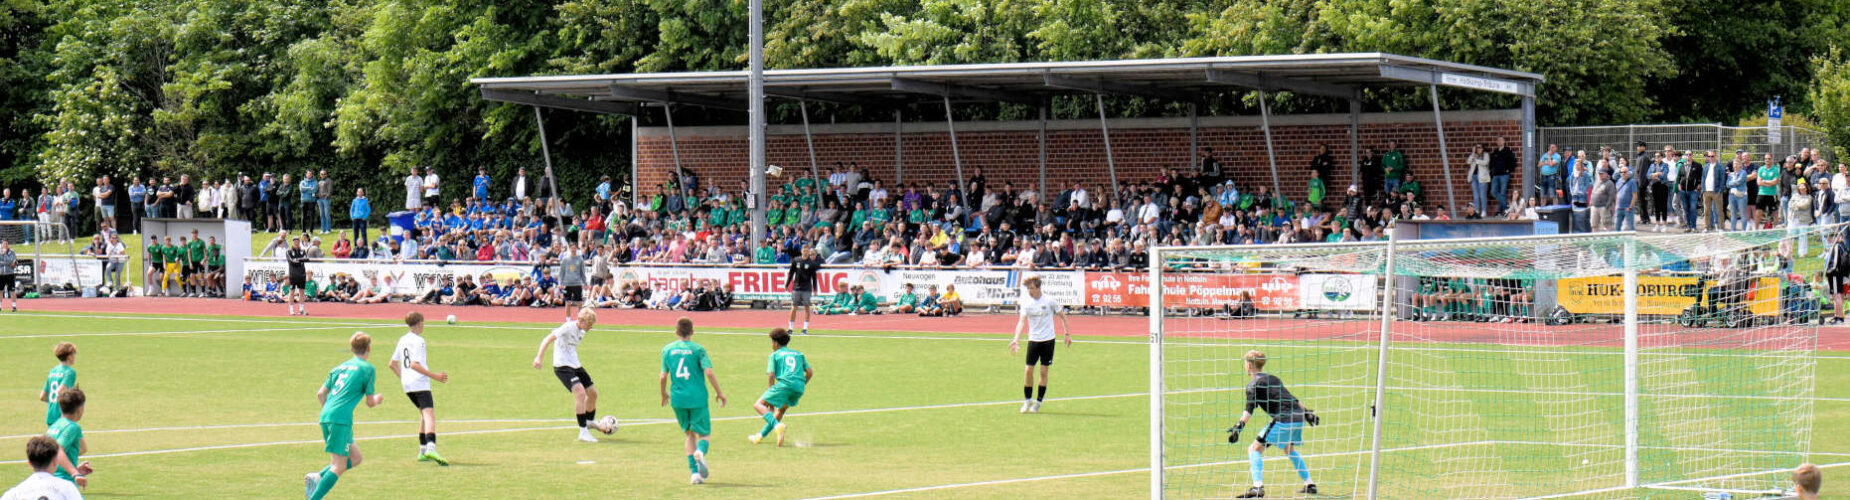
[634,109,1522,210]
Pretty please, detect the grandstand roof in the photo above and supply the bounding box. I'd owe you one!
[470,52,1544,114]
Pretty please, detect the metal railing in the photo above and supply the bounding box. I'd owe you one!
[1537,123,1832,161]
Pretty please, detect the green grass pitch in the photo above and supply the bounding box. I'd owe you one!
[0,311,1846,499]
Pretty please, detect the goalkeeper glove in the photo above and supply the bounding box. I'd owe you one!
[1305,410,1321,427]
[1227,423,1244,443]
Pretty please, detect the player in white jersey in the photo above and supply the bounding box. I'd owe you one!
[389,311,449,465]
[1007,276,1072,414]
[4,436,84,500]
[533,308,608,442]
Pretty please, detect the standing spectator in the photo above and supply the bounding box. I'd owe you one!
[1466,144,1491,213]
[260,173,279,230]
[1306,170,1326,209]
[317,169,333,234]
[1537,144,1561,205]
[1676,151,1701,232]
[404,169,423,211]
[1307,144,1334,186]
[596,175,612,205]
[1728,157,1751,231]
[512,167,529,201]
[276,173,294,233]
[1632,142,1652,223]
[473,167,491,201]
[1488,137,1517,214]
[92,176,114,233]
[154,177,175,220]
[1358,146,1382,204]
[127,177,146,233]
[1381,140,1406,195]
[422,166,441,208]
[1614,167,1638,231]
[239,175,259,223]
[1701,151,1727,231]
[1646,151,1669,229]
[299,170,318,232]
[356,186,379,243]
[1589,168,1615,231]
[172,174,195,219]
[1833,163,1850,230]
[1789,181,1816,256]
[1757,156,1783,228]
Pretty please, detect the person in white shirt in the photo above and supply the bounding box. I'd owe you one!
[1007,276,1072,414]
[513,168,529,201]
[2,435,85,500]
[404,172,423,210]
[104,235,127,291]
[389,312,450,465]
[532,308,609,442]
[422,167,441,208]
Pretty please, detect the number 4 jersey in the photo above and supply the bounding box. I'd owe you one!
[661,340,713,409]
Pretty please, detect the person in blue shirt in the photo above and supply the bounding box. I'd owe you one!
[473,168,491,201]
[126,177,146,233]
[597,175,612,204]
[299,171,318,233]
[0,189,14,221]
[1614,166,1639,231]
[349,188,372,243]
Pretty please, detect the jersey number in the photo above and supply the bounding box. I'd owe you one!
[675,359,691,380]
[784,357,797,372]
[47,381,63,399]
[333,373,349,392]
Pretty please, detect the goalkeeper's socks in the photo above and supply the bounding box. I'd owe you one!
[1248,450,1265,486]
[1288,449,1311,482]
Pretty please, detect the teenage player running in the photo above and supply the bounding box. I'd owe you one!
[660,317,726,484]
[1007,276,1072,414]
[786,246,821,335]
[39,342,76,427]
[1227,350,1320,498]
[304,332,385,500]
[533,308,610,442]
[45,388,92,490]
[749,328,811,447]
[389,312,450,465]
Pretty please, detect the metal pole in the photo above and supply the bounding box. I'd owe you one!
[1627,125,1635,156]
[630,114,639,207]
[1429,85,1457,211]
[1188,102,1199,175]
[1038,102,1049,202]
[943,96,966,196]
[663,104,685,198]
[1521,96,1538,202]
[1149,243,1166,500]
[1096,94,1120,196]
[1350,97,1363,185]
[1623,237,1640,489]
[894,110,904,184]
[799,99,820,184]
[534,106,560,203]
[1258,90,1282,196]
[1365,234,1398,500]
[747,0,766,248]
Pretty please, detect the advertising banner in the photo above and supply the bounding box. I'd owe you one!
[1299,274,1377,311]
[37,258,105,288]
[1084,271,1300,310]
[1555,275,1780,316]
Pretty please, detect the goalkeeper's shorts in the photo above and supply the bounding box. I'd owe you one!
[1258,421,1304,448]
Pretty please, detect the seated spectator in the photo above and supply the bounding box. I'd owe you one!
[889,283,919,314]
[818,285,863,315]
[938,283,965,316]
[917,284,944,316]
[415,276,455,304]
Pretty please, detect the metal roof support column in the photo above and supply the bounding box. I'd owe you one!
[662,104,686,199]
[800,99,820,184]
[1429,84,1458,211]
[1189,102,1200,179]
[629,114,639,207]
[1521,95,1538,204]
[942,96,967,200]
[1349,98,1363,186]
[747,0,766,247]
[1038,101,1049,204]
[894,110,904,184]
[1258,90,1282,196]
[1096,93,1120,197]
[533,106,559,204]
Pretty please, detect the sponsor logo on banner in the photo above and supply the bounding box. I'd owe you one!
[1556,275,1779,316]
[37,258,105,287]
[1085,272,1299,309]
[1298,274,1377,311]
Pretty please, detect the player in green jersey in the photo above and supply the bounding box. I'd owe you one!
[144,236,166,297]
[46,387,92,489]
[183,230,206,297]
[660,318,726,485]
[38,342,77,427]
[304,333,384,500]
[750,328,812,447]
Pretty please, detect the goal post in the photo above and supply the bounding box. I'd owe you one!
[1151,227,1824,499]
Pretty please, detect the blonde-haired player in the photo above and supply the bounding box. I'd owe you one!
[390,311,449,465]
[1228,350,1320,498]
[303,332,384,500]
[533,308,610,442]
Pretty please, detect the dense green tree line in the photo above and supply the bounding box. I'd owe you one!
[1,0,1847,214]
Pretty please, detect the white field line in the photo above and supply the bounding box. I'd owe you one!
[0,391,1149,465]
[1524,460,1850,499]
[0,418,677,441]
[0,325,360,339]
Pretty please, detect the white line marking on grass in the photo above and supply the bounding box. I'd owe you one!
[0,418,677,441]
[0,325,366,339]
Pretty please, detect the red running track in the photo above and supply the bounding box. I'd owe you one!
[14,298,1850,351]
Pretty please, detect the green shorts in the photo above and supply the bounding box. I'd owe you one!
[320,422,353,455]
[760,386,804,409]
[673,407,711,436]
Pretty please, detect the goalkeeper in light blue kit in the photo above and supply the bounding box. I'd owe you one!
[749,328,812,447]
[1227,350,1319,498]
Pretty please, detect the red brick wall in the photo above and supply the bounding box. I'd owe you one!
[636,115,1521,211]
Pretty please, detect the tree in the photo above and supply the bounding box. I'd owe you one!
[1810,46,1850,159]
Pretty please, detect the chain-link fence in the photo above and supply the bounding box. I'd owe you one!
[1538,123,1832,162]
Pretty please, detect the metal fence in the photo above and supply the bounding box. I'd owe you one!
[1538,123,1832,161]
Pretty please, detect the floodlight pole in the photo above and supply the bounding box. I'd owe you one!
[943,96,967,200]
[1096,93,1120,196]
[1429,85,1458,211]
[1622,238,1640,489]
[747,0,766,248]
[1258,90,1283,196]
[799,99,820,183]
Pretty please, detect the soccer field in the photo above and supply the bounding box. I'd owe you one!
[1,310,1847,499]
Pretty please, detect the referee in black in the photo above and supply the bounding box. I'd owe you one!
[1228,350,1319,498]
[786,246,821,335]
[285,236,310,316]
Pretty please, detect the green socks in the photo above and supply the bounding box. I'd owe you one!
[686,455,698,474]
[759,413,779,437]
[696,439,709,455]
[310,466,340,500]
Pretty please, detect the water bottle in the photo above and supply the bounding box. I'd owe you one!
[1700,491,1732,500]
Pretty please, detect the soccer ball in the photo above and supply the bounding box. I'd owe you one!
[446,315,457,325]
[597,415,619,435]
